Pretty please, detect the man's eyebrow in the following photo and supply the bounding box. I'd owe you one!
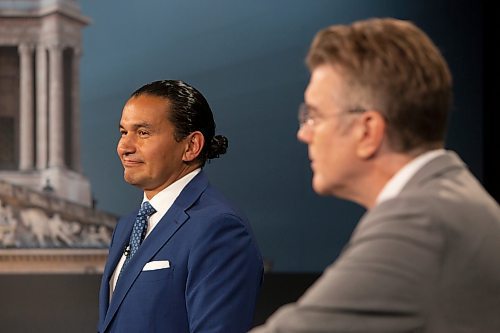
[306,104,320,114]
[307,104,318,111]
[119,122,153,130]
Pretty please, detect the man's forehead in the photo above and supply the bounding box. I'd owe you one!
[306,65,343,102]
[123,95,169,113]
[120,102,170,127]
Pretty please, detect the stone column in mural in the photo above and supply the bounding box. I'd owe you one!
[18,43,35,171]
[36,44,48,170]
[48,43,65,168]
[71,47,82,172]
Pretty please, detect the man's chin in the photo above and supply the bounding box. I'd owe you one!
[123,173,141,187]
[312,177,329,196]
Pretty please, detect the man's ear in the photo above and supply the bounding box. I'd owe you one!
[183,131,204,162]
[355,110,386,159]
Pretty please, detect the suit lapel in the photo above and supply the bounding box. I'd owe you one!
[101,171,209,332]
[99,211,137,329]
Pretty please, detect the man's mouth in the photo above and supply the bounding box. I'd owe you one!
[122,159,143,167]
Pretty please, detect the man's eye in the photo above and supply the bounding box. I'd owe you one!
[309,112,319,121]
[119,131,127,136]
[138,130,149,136]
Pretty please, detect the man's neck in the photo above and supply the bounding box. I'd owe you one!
[145,164,201,200]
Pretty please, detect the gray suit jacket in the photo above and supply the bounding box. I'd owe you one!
[251,151,500,333]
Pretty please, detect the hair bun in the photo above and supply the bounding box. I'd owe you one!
[207,135,228,160]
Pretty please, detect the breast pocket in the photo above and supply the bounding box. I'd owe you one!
[137,264,174,283]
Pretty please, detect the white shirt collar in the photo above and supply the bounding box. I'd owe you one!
[143,168,201,237]
[375,149,445,205]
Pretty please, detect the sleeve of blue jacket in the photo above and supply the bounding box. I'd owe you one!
[186,212,263,332]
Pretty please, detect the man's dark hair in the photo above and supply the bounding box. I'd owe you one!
[131,80,228,166]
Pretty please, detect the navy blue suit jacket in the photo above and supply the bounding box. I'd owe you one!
[98,171,263,332]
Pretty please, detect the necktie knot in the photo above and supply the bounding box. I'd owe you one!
[139,201,156,218]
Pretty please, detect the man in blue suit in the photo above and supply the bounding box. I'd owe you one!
[98,80,263,333]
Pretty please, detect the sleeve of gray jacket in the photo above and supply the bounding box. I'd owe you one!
[250,197,444,333]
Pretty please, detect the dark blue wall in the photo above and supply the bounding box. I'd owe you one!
[79,0,483,272]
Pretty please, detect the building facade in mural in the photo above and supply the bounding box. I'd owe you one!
[0,0,115,272]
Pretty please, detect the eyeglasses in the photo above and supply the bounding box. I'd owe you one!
[298,103,365,128]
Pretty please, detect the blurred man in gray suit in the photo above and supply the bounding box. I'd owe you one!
[251,18,500,333]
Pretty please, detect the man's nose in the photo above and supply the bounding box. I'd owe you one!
[297,125,312,144]
[117,134,135,155]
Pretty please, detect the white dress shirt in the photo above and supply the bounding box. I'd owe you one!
[110,168,201,294]
[375,149,445,205]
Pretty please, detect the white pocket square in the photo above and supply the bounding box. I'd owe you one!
[143,260,170,271]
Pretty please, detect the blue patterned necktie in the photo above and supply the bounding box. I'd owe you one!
[119,201,156,277]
